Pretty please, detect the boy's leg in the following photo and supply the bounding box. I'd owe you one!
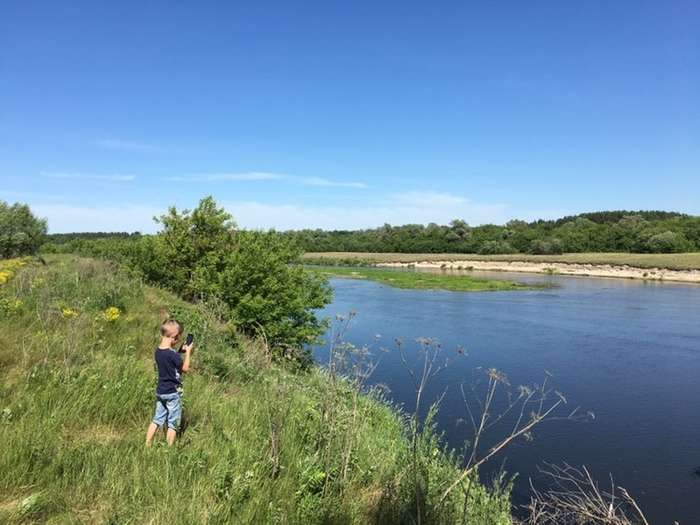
[147,397,168,446]
[165,394,182,447]
[145,422,159,446]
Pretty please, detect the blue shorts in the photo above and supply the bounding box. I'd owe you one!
[152,392,182,431]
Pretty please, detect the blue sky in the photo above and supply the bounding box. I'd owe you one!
[1,1,698,233]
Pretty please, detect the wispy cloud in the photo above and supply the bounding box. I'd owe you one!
[96,138,160,153]
[164,172,285,183]
[392,191,468,207]
[165,172,367,188]
[32,203,161,233]
[223,191,509,230]
[0,190,70,202]
[42,171,136,182]
[295,176,367,189]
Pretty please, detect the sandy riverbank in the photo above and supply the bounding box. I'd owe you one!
[376,259,700,284]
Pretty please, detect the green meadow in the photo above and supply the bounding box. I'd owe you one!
[312,266,533,292]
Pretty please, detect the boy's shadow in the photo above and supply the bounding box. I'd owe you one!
[178,410,195,438]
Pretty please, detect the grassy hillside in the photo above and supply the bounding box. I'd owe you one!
[0,256,511,524]
[303,252,700,271]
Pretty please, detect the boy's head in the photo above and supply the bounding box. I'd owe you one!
[160,318,183,344]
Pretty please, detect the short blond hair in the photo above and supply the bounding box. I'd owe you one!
[160,318,183,337]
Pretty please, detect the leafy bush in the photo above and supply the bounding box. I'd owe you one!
[220,230,331,350]
[0,201,47,258]
[146,197,236,300]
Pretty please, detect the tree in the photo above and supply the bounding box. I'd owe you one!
[613,215,649,252]
[0,201,47,258]
[478,240,514,255]
[152,196,236,299]
[134,197,332,354]
[556,218,599,253]
[220,231,331,351]
[529,238,563,255]
[643,231,691,253]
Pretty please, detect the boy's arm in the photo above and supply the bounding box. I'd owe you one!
[181,344,193,373]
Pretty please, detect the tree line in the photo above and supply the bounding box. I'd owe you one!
[30,207,700,255]
[284,211,700,254]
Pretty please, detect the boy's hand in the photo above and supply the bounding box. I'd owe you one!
[182,343,194,354]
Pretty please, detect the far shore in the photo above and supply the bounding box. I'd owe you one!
[302,252,700,284]
[378,259,700,283]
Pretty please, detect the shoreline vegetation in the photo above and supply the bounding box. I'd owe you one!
[303,252,700,284]
[312,265,537,292]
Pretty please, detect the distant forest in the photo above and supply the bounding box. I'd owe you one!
[47,211,700,255]
[47,231,143,244]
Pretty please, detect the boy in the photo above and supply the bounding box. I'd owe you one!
[145,319,194,447]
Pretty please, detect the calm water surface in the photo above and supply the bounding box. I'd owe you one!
[315,269,700,524]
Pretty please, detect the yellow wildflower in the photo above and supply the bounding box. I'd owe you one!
[102,307,121,322]
[62,307,79,319]
[0,258,29,284]
[0,297,22,314]
[7,298,23,312]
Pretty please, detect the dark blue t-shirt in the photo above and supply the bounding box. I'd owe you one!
[154,347,183,395]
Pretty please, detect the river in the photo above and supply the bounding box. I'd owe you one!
[315,269,700,524]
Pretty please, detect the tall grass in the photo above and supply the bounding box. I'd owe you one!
[0,256,511,524]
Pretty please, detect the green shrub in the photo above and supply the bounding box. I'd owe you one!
[145,197,236,300]
[220,230,331,350]
[0,201,47,258]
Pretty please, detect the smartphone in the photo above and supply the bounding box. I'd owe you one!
[179,333,194,353]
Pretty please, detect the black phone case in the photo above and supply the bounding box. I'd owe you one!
[179,334,194,353]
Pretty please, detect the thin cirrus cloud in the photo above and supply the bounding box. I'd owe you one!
[96,138,161,153]
[295,176,366,189]
[30,190,507,233]
[223,191,510,230]
[164,172,285,182]
[41,171,136,182]
[33,203,162,234]
[164,172,367,188]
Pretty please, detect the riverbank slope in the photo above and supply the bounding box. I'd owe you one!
[303,252,700,283]
[0,256,510,524]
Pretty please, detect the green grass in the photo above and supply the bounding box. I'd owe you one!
[0,255,512,524]
[303,252,700,271]
[313,266,533,292]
